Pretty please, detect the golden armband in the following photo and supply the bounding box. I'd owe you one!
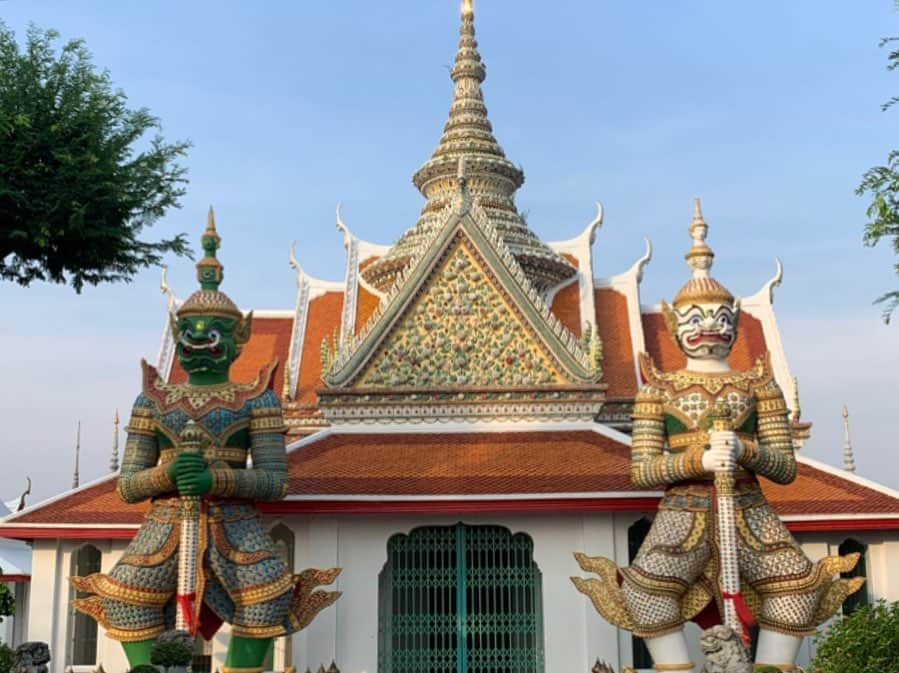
[249,406,288,435]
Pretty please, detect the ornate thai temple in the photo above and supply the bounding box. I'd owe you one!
[2,3,899,672]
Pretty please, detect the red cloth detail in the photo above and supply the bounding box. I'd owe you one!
[198,603,223,641]
[691,600,721,630]
[722,590,757,645]
[176,592,197,635]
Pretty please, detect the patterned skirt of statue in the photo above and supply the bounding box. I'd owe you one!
[573,477,864,638]
[71,499,340,642]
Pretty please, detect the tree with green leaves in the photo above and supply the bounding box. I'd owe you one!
[810,600,899,673]
[857,36,899,323]
[0,24,191,292]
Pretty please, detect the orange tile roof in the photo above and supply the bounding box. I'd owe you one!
[595,288,637,398]
[287,431,633,495]
[295,292,344,405]
[550,279,582,336]
[642,310,767,374]
[355,284,380,334]
[6,432,898,532]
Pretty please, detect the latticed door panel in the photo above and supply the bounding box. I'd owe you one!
[379,526,459,673]
[463,526,543,673]
[378,524,544,673]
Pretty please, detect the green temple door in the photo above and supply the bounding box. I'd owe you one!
[378,523,545,673]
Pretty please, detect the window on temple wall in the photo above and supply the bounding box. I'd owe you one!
[265,523,295,672]
[378,523,544,673]
[839,538,869,616]
[70,544,101,666]
[628,517,653,670]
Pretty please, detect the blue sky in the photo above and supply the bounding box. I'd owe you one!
[1,0,897,503]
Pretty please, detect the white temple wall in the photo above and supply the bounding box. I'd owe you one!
[16,522,899,673]
[277,510,641,673]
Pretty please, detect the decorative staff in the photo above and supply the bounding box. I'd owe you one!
[710,401,755,646]
[176,421,205,635]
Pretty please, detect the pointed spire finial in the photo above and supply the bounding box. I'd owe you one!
[842,404,856,473]
[197,206,224,291]
[686,196,714,279]
[362,0,576,293]
[672,198,733,307]
[72,421,81,490]
[110,409,120,473]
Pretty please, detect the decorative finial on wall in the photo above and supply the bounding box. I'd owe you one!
[72,420,81,489]
[842,404,856,473]
[110,409,120,473]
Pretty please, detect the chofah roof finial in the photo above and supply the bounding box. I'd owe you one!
[672,198,734,308]
[462,0,474,16]
[177,207,242,320]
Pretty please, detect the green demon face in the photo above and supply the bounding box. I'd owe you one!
[176,314,238,377]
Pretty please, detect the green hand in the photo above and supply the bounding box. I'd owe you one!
[175,468,213,496]
[167,452,205,483]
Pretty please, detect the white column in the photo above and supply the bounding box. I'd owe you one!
[581,512,620,669]
[295,518,339,673]
[97,542,128,673]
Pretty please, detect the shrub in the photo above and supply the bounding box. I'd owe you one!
[149,631,193,668]
[0,641,13,673]
[810,600,899,673]
[128,665,160,673]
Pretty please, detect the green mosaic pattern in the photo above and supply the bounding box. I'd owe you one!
[378,524,544,673]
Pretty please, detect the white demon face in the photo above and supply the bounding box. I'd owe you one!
[674,302,738,360]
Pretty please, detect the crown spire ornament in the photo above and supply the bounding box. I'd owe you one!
[196,206,224,291]
[175,208,243,321]
[672,198,734,308]
[360,0,575,293]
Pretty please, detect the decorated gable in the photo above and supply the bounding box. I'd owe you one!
[358,233,567,388]
[318,202,606,424]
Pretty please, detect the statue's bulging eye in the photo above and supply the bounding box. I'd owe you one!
[182,330,193,340]
[690,316,701,325]
[209,329,221,341]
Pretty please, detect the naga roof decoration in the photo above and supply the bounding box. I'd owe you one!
[318,176,605,424]
[361,0,576,294]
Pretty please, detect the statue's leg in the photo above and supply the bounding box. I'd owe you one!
[224,635,273,671]
[121,639,156,668]
[643,630,697,672]
[621,509,709,672]
[754,630,803,670]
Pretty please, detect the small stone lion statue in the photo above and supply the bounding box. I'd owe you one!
[699,625,752,673]
[11,642,51,673]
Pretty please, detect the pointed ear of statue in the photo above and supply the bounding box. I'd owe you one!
[235,311,253,351]
[661,300,679,343]
[733,299,741,332]
[169,312,180,341]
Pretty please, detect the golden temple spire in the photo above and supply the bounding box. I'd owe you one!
[360,0,576,294]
